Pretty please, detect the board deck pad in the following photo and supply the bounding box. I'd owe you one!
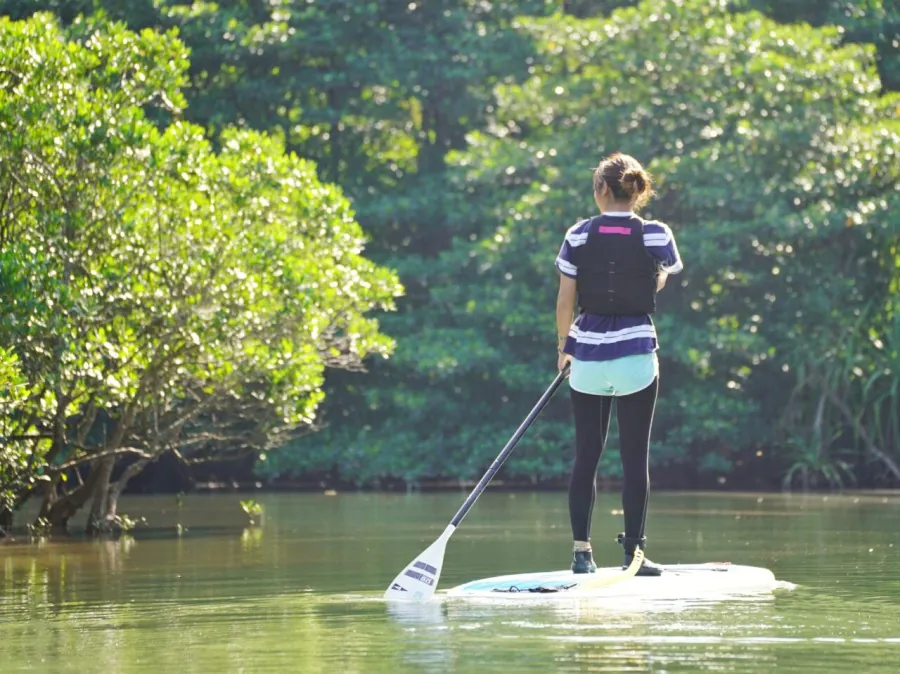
[446,563,778,599]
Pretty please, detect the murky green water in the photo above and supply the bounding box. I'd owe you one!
[1,491,899,672]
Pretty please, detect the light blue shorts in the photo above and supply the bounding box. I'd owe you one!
[569,353,659,397]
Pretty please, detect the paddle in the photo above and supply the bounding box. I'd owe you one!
[383,366,570,602]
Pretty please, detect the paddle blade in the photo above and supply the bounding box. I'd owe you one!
[384,525,455,602]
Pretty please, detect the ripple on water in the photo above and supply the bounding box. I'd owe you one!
[1,491,899,673]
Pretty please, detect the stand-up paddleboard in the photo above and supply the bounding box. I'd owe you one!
[380,369,790,605]
[446,563,778,599]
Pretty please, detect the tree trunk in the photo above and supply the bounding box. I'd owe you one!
[813,391,826,459]
[39,457,107,531]
[37,474,60,518]
[106,458,149,522]
[417,101,447,174]
[85,456,116,535]
[84,457,151,534]
[327,86,341,182]
[0,506,12,538]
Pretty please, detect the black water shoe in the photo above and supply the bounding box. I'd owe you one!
[617,533,664,576]
[571,549,597,574]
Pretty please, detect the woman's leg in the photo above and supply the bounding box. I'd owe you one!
[615,377,662,574]
[569,388,613,543]
[616,377,658,537]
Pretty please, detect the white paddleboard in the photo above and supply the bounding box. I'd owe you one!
[446,563,779,599]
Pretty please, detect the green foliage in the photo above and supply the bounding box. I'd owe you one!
[0,13,401,528]
[108,513,145,533]
[0,347,50,513]
[265,0,900,489]
[240,499,263,526]
[732,0,900,91]
[1,1,897,497]
[24,517,52,539]
[782,438,856,491]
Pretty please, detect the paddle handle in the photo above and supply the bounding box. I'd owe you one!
[449,366,569,528]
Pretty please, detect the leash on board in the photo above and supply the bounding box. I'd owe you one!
[577,548,645,590]
[383,366,571,603]
[490,548,646,594]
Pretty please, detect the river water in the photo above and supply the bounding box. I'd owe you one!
[1,491,898,672]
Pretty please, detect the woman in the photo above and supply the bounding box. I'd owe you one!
[555,152,682,576]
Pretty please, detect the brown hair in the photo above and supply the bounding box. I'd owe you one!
[593,152,655,209]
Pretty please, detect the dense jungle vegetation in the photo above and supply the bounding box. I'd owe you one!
[1,0,898,533]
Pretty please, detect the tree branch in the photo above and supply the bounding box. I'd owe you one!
[51,446,154,473]
[171,448,249,465]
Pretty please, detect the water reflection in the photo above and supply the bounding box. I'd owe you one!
[385,600,454,672]
[0,492,899,673]
[382,592,788,673]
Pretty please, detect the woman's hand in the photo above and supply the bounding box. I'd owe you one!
[657,271,669,291]
[558,349,572,373]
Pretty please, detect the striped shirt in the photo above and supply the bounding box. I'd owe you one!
[555,212,683,362]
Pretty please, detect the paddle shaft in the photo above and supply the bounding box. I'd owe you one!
[449,367,569,528]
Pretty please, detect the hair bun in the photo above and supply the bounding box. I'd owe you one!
[594,153,655,209]
[621,168,647,195]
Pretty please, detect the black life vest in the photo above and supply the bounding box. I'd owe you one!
[572,215,659,316]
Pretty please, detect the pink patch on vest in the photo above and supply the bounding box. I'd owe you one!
[598,226,631,235]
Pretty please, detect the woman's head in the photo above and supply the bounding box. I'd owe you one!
[592,152,654,211]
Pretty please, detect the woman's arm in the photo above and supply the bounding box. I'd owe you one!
[556,274,576,371]
[555,222,583,371]
[643,222,683,275]
[557,274,577,338]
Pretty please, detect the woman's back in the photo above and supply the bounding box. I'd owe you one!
[556,212,682,363]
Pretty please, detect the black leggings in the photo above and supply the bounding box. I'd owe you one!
[569,378,658,543]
